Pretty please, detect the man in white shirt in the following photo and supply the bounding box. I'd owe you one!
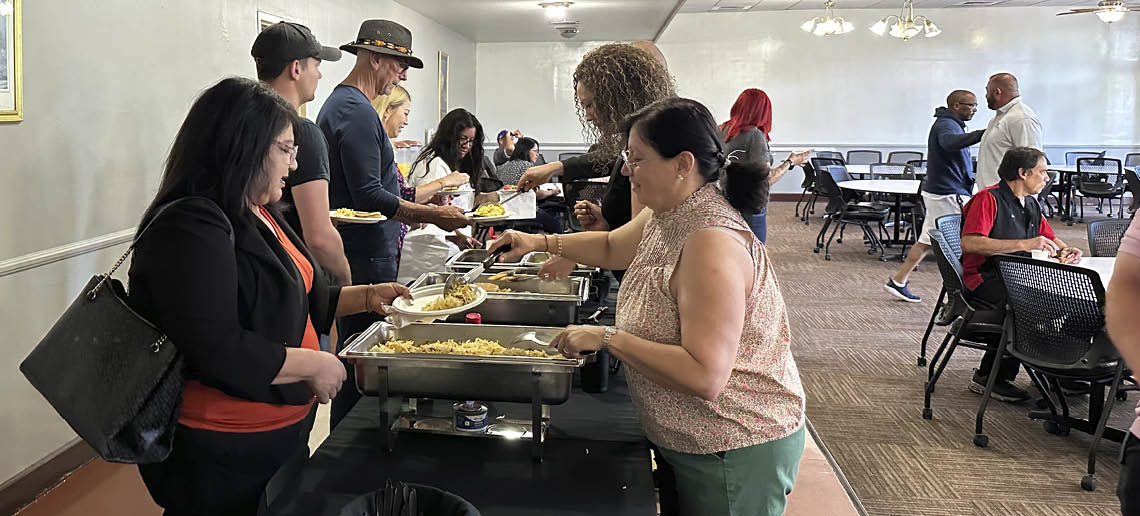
[975,73,1043,191]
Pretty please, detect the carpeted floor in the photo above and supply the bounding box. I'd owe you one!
[765,200,1131,516]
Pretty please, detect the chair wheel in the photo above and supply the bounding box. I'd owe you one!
[813,248,820,253]
[1043,420,1068,435]
[973,434,989,448]
[1118,391,1129,401]
[868,249,877,255]
[824,255,832,261]
[922,408,932,420]
[1081,474,1097,491]
[837,238,844,244]
[917,357,927,367]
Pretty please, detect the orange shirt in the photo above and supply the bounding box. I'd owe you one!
[178,207,319,433]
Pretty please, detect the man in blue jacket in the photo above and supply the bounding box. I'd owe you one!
[884,90,984,302]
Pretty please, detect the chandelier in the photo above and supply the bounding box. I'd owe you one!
[801,0,855,36]
[870,0,941,40]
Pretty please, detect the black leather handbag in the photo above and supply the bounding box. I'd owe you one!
[20,198,229,464]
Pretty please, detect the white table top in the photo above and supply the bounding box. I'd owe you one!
[843,164,925,176]
[1073,256,1115,287]
[837,179,922,195]
[1049,165,1134,174]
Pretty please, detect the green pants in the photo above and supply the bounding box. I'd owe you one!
[658,426,805,516]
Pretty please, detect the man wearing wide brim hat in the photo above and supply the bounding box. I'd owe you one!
[318,19,467,431]
[339,19,425,69]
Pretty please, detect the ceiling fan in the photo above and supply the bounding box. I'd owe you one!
[1057,0,1136,22]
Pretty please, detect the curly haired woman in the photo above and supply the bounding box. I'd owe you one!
[518,42,675,231]
[517,42,675,279]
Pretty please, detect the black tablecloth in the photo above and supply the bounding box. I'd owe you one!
[267,373,656,516]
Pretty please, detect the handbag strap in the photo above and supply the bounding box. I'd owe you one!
[89,197,234,299]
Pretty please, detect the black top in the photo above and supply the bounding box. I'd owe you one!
[978,182,1047,287]
[562,152,631,231]
[127,198,340,405]
[280,118,332,239]
[318,84,402,260]
[924,107,985,197]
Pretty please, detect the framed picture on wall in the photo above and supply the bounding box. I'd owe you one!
[257,11,308,118]
[438,51,448,122]
[0,0,23,122]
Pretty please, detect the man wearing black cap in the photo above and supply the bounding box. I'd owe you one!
[319,19,469,429]
[252,22,352,289]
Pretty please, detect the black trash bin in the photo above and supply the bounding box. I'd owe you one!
[336,483,480,516]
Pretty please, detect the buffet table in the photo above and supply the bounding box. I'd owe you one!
[267,365,656,516]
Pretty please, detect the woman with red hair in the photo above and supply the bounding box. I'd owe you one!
[720,89,810,243]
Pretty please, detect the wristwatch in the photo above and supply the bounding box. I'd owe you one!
[601,326,618,350]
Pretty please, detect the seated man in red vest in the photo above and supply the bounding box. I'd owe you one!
[959,146,1083,402]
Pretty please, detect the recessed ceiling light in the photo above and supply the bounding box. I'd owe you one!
[539,1,573,21]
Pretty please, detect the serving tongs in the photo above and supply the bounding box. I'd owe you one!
[443,265,483,297]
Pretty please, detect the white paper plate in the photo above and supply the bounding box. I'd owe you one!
[471,213,511,224]
[329,210,386,224]
[391,284,487,317]
[439,186,475,196]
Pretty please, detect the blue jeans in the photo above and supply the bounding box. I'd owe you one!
[746,209,767,244]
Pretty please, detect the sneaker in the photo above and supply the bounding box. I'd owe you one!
[884,279,921,303]
[969,371,1031,402]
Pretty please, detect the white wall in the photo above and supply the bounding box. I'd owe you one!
[0,0,474,485]
[474,8,1140,190]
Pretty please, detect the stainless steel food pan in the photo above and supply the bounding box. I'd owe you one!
[408,272,588,325]
[340,322,580,404]
[445,249,600,276]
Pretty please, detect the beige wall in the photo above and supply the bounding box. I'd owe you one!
[0,0,475,484]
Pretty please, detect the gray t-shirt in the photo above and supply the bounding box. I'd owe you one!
[722,127,773,166]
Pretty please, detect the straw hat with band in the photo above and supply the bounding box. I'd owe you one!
[340,19,424,69]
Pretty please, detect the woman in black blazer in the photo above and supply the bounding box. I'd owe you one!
[128,77,409,516]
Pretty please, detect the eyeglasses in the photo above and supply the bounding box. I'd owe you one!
[621,149,655,171]
[954,102,978,108]
[457,136,475,147]
[276,140,299,164]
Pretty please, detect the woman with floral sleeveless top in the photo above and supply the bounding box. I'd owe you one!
[493,97,805,515]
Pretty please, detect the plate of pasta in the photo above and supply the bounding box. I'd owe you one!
[468,202,510,223]
[390,283,487,317]
[330,208,386,224]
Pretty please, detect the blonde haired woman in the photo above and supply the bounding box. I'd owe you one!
[372,85,419,149]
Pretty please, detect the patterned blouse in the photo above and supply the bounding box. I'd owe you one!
[616,183,805,454]
[495,159,535,186]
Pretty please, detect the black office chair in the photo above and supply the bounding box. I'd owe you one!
[985,255,1128,491]
[1074,157,1125,221]
[846,150,882,166]
[562,181,607,232]
[921,230,1004,420]
[869,163,915,180]
[802,157,845,224]
[887,151,923,165]
[1087,218,1131,257]
[1066,151,1103,166]
[906,159,928,177]
[558,152,585,161]
[813,166,889,261]
[917,214,963,367]
[816,151,844,161]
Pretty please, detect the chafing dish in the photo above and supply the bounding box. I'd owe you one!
[445,249,600,276]
[341,322,583,461]
[408,272,588,326]
[340,322,580,404]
